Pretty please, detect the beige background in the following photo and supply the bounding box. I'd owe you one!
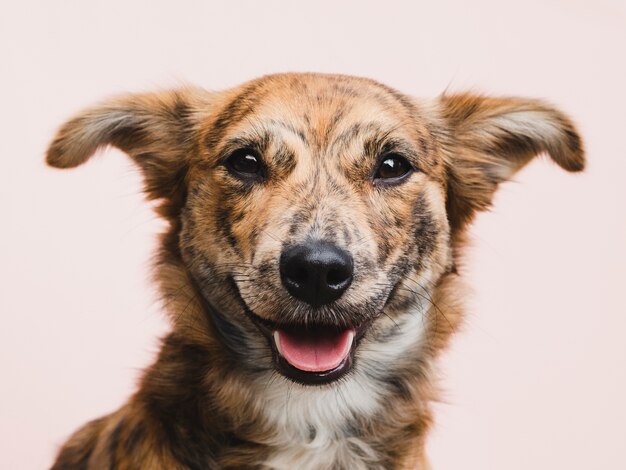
[1,1,625,468]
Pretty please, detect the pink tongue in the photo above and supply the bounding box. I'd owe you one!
[275,328,354,372]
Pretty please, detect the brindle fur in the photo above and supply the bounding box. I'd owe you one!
[47,73,584,469]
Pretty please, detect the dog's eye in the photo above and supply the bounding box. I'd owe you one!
[374,154,412,181]
[225,148,263,178]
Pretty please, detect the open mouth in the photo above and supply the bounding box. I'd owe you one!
[246,310,363,385]
[273,325,356,384]
[221,276,389,385]
[274,327,354,373]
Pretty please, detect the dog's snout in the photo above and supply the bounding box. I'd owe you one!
[280,241,353,306]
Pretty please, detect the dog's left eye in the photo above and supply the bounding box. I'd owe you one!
[225,148,263,178]
[374,154,413,181]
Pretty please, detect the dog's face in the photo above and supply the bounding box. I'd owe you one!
[182,76,451,384]
[47,73,584,388]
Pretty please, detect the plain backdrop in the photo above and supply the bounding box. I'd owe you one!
[1,1,625,468]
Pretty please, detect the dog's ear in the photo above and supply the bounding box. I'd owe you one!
[438,93,585,234]
[46,87,211,208]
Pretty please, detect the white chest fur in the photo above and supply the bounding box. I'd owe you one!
[258,376,384,469]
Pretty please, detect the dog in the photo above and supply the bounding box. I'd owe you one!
[47,73,584,469]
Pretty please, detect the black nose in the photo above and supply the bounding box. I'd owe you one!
[280,241,353,307]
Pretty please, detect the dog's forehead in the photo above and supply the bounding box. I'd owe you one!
[212,73,423,151]
[267,75,411,126]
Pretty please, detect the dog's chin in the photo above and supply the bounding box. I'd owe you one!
[243,308,369,385]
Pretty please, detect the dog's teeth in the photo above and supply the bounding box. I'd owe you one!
[347,329,355,345]
[273,331,282,355]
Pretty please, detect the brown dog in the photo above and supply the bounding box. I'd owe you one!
[47,73,584,469]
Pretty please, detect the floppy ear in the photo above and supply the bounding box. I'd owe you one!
[46,87,209,213]
[439,93,585,235]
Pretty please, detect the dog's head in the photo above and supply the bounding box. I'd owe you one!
[47,73,584,387]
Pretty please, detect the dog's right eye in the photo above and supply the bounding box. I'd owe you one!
[225,148,263,179]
